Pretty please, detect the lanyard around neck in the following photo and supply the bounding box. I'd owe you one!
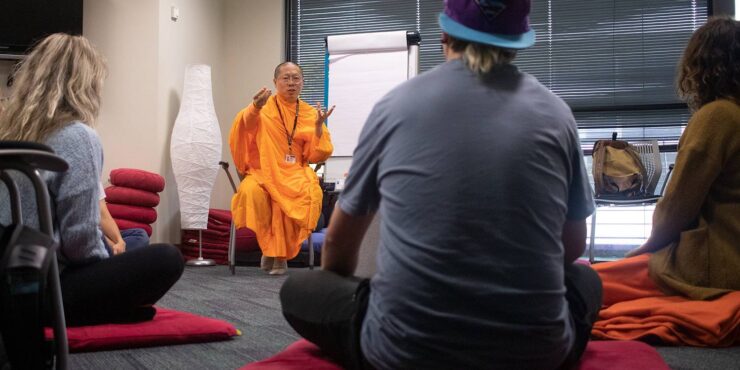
[274,98,300,153]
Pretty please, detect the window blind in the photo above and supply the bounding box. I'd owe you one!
[288,0,706,142]
[288,0,707,256]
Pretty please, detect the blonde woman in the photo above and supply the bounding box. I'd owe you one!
[0,34,183,326]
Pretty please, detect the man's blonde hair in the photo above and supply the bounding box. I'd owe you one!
[0,33,107,142]
[447,36,517,75]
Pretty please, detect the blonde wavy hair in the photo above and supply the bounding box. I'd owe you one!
[446,35,517,76]
[0,33,107,142]
[676,17,740,111]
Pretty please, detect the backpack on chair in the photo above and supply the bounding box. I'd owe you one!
[592,132,648,198]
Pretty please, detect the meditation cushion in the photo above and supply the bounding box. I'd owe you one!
[107,203,158,224]
[105,185,161,207]
[208,208,233,224]
[301,228,326,253]
[110,168,165,193]
[240,339,669,370]
[45,307,238,353]
[114,218,153,236]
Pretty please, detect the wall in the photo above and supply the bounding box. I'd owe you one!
[215,0,285,208]
[84,0,284,243]
[1,0,283,243]
[84,0,160,185]
[156,0,226,243]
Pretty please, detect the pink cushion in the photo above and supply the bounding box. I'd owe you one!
[110,168,165,193]
[240,339,668,370]
[578,341,669,370]
[114,218,152,236]
[45,307,238,353]
[241,339,342,370]
[105,186,161,207]
[107,203,158,224]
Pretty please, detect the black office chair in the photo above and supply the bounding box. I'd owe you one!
[0,141,69,370]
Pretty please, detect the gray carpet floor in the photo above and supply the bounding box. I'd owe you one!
[68,265,740,370]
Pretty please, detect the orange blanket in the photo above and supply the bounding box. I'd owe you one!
[592,254,740,347]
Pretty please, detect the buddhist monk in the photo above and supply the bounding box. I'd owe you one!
[229,62,334,275]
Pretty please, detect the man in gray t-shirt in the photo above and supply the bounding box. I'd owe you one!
[280,1,602,369]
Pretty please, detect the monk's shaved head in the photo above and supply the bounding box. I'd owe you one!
[274,62,303,79]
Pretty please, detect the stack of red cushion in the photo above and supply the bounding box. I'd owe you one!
[105,168,166,237]
[180,209,259,264]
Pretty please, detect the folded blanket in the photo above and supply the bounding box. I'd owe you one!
[105,186,160,207]
[592,255,740,347]
[107,203,158,224]
[110,168,165,193]
[114,219,152,236]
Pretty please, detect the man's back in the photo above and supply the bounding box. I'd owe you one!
[339,59,593,369]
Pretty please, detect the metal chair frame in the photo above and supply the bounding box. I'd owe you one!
[0,144,69,370]
[588,140,674,263]
[219,162,316,275]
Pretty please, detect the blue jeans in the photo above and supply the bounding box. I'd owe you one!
[103,228,150,256]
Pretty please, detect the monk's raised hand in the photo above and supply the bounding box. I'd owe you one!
[314,102,336,127]
[253,87,272,110]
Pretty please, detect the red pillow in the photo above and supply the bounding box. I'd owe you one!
[45,307,239,353]
[107,203,157,224]
[110,168,165,193]
[209,208,233,223]
[241,339,342,370]
[240,340,669,370]
[114,219,152,236]
[105,186,161,207]
[578,341,669,370]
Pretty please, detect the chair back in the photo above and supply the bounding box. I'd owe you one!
[631,140,662,195]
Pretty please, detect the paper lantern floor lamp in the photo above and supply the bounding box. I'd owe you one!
[170,64,222,267]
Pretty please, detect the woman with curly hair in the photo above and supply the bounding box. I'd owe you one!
[622,16,740,300]
[585,17,740,347]
[0,34,184,326]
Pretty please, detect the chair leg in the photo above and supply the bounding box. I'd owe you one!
[589,210,597,264]
[228,221,236,275]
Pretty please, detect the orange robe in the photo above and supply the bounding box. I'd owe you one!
[229,95,333,259]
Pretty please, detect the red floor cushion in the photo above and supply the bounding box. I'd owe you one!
[110,168,166,193]
[578,341,669,370]
[240,339,668,370]
[114,218,153,236]
[45,307,239,352]
[105,185,161,207]
[107,203,158,224]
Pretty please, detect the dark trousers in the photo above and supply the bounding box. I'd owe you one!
[102,228,151,256]
[280,263,602,370]
[59,243,184,326]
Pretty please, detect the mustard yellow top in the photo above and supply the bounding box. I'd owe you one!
[229,95,333,259]
[648,99,740,300]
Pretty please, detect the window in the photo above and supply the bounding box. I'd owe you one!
[288,0,707,258]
